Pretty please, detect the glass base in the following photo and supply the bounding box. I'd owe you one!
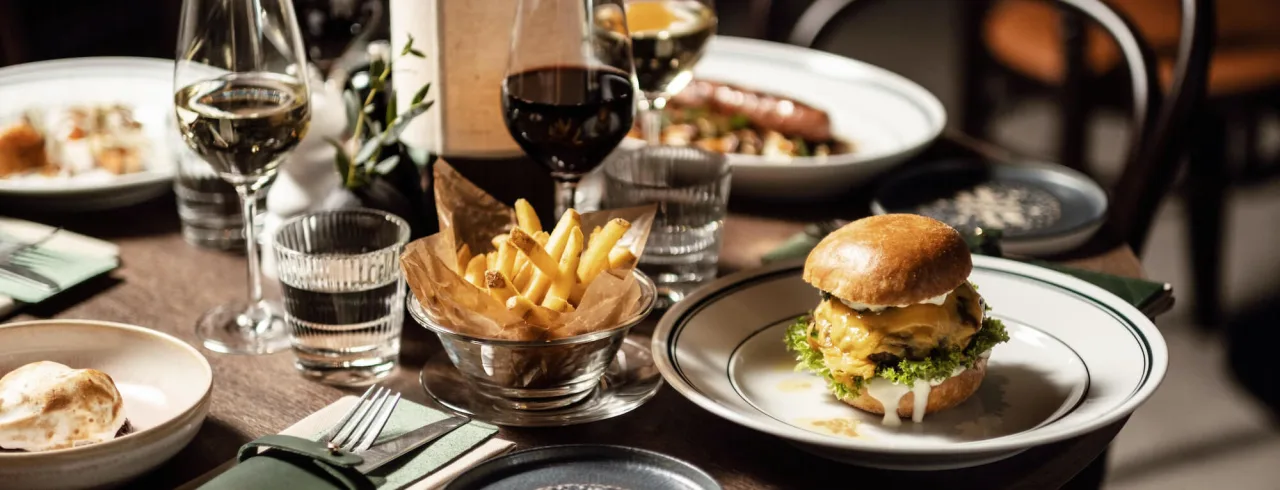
[296,359,397,387]
[196,300,290,355]
[640,260,717,310]
[419,335,663,427]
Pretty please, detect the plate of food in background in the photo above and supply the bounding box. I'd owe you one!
[0,57,178,211]
[618,36,946,198]
[653,215,1167,470]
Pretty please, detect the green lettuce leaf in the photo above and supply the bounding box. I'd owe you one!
[784,315,1010,395]
[877,317,1008,387]
[784,316,861,400]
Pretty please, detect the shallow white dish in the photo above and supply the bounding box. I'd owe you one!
[652,256,1167,470]
[0,57,178,211]
[0,320,213,489]
[618,36,946,198]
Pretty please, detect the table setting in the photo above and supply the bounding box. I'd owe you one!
[0,0,1176,489]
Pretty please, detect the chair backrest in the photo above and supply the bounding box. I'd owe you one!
[788,0,1214,254]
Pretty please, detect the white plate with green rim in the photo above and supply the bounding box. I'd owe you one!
[652,256,1167,470]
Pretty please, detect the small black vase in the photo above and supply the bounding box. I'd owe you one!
[350,144,438,240]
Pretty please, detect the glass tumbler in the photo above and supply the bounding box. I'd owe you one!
[173,144,266,250]
[273,209,411,385]
[603,146,730,306]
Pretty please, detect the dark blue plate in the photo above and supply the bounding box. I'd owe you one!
[445,445,721,490]
[871,159,1107,256]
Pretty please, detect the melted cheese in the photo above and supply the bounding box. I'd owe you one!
[811,283,982,386]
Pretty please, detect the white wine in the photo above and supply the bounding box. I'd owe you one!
[174,72,310,187]
[600,1,716,98]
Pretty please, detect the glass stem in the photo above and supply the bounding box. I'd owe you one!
[236,185,264,309]
[554,179,579,218]
[642,97,665,145]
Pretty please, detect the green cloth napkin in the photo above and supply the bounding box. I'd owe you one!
[760,231,1168,310]
[307,399,499,490]
[0,232,119,304]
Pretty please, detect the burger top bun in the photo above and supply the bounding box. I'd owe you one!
[803,214,972,307]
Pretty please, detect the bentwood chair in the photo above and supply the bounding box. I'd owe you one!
[977,0,1280,325]
[786,0,1213,274]
[780,1,1212,486]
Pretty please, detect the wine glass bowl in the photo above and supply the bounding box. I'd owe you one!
[615,0,716,144]
[501,0,637,218]
[174,0,313,355]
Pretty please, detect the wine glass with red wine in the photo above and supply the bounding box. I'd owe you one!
[502,0,637,217]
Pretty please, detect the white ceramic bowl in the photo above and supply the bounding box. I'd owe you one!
[0,320,213,489]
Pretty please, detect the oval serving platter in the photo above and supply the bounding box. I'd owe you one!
[616,36,947,198]
[652,256,1166,470]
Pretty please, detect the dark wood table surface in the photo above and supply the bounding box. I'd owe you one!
[7,136,1165,490]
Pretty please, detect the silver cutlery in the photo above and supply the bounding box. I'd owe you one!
[0,227,60,262]
[318,385,470,474]
[355,413,469,473]
[321,385,403,455]
[0,264,59,292]
[0,228,63,292]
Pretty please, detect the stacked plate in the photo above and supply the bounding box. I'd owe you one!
[652,256,1167,470]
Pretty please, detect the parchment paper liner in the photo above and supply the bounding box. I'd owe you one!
[400,160,656,342]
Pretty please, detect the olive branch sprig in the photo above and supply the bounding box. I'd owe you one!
[328,34,433,189]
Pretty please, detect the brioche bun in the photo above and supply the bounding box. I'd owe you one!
[803,214,972,306]
[846,358,988,417]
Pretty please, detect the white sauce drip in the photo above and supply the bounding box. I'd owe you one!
[864,364,977,425]
[865,378,910,426]
[911,382,932,423]
[839,291,950,312]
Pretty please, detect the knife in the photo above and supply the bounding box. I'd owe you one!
[354,415,470,473]
[0,262,59,291]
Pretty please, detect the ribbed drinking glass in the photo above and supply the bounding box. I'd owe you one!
[273,209,410,385]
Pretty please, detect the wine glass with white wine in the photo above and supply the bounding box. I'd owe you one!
[174,0,312,354]
[602,0,716,144]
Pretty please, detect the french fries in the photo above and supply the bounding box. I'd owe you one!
[464,254,486,287]
[577,219,630,283]
[607,248,637,271]
[510,228,560,277]
[456,243,472,272]
[544,228,583,310]
[485,270,520,303]
[450,202,640,329]
[515,199,541,233]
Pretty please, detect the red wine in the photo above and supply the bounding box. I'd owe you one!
[502,66,635,178]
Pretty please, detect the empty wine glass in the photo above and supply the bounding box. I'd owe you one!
[174,0,312,354]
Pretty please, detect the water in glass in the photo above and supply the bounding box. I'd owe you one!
[603,146,730,305]
[274,209,410,385]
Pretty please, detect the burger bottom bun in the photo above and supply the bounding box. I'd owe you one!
[845,358,988,417]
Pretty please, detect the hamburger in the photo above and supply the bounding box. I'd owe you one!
[784,214,1009,425]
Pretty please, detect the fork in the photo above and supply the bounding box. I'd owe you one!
[319,385,402,455]
[0,227,61,263]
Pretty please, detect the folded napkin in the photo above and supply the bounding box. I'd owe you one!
[760,229,1170,311]
[0,217,119,314]
[181,397,514,490]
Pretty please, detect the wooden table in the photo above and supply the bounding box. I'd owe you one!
[6,136,1166,490]
[8,204,1151,490]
